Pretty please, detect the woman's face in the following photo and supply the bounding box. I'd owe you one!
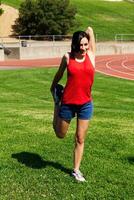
[79,37,89,56]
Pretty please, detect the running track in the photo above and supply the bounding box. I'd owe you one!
[96,54,134,81]
[0,54,134,81]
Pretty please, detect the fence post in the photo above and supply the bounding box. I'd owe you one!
[0,37,4,46]
[121,34,123,42]
[95,33,98,42]
[115,34,117,42]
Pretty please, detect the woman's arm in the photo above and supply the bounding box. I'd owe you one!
[86,26,96,54]
[50,55,67,94]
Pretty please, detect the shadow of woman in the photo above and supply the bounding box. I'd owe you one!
[127,156,134,164]
[11,152,72,175]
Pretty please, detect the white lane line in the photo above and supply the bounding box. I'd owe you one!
[96,55,134,80]
[106,57,134,77]
[95,69,134,81]
[121,56,134,72]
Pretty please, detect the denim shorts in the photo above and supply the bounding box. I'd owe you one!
[59,101,93,121]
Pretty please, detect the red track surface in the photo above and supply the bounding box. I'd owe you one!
[96,54,134,81]
[0,58,61,68]
[0,54,134,80]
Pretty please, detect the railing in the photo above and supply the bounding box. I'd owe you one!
[0,33,99,44]
[0,35,72,42]
[115,34,134,42]
[0,35,73,48]
[17,35,72,41]
[1,34,134,47]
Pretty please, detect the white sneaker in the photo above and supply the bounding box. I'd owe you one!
[72,170,86,182]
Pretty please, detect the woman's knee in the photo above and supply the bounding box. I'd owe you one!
[53,118,70,139]
[54,128,67,139]
[76,135,85,145]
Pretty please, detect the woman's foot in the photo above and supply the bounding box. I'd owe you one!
[72,169,86,182]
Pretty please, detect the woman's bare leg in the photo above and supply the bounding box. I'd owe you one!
[53,104,70,138]
[53,104,60,131]
[73,119,89,171]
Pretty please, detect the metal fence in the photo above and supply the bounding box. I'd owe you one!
[115,34,134,42]
[0,35,72,43]
[18,35,72,41]
[0,35,72,48]
[1,34,134,48]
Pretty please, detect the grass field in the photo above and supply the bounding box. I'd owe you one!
[3,0,134,41]
[0,67,134,200]
[3,0,23,8]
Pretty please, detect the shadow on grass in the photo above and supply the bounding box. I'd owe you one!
[12,152,72,175]
[127,156,134,164]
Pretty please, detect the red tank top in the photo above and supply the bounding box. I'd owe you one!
[61,53,95,105]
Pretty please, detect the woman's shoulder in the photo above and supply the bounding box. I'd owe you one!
[63,52,71,65]
[87,49,95,57]
[87,50,95,68]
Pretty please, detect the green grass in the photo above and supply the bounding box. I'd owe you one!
[2,0,134,41]
[2,0,24,8]
[0,67,134,200]
[71,0,134,41]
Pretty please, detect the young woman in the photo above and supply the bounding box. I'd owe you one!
[50,26,95,182]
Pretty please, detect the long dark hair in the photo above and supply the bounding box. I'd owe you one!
[71,31,90,56]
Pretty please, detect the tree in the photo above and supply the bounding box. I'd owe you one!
[0,9,4,16]
[0,1,4,16]
[13,0,77,36]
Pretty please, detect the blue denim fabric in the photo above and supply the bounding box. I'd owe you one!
[59,101,93,120]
